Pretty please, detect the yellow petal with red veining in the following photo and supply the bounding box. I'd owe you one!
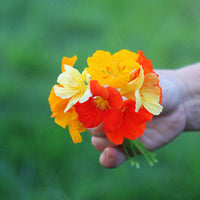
[141,73,163,115]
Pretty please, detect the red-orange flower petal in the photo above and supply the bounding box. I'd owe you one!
[137,50,153,75]
[106,87,123,110]
[103,109,123,133]
[90,80,123,110]
[105,100,153,145]
[75,98,103,128]
[90,80,108,99]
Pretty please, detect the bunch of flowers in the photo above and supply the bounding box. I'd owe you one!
[48,50,163,167]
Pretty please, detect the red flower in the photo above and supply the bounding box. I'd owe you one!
[75,80,153,145]
[105,100,153,145]
[75,80,123,132]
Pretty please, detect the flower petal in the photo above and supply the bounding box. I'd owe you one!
[64,95,81,112]
[103,109,123,133]
[105,130,125,145]
[54,108,78,128]
[62,55,77,72]
[75,98,103,128]
[82,70,91,84]
[135,89,142,112]
[48,85,69,114]
[120,67,144,99]
[105,100,153,145]
[141,73,163,115]
[54,85,78,99]
[107,87,123,110]
[87,50,112,71]
[105,72,130,88]
[57,67,81,87]
[79,87,92,103]
[112,49,139,67]
[68,120,83,143]
[137,51,153,75]
[143,101,163,115]
[90,80,109,99]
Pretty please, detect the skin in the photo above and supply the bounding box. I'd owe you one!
[88,63,200,168]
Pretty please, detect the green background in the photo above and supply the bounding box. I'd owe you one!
[1,0,200,199]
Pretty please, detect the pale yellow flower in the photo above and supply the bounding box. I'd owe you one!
[120,67,163,115]
[54,65,92,112]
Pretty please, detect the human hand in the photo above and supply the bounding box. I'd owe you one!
[88,67,191,168]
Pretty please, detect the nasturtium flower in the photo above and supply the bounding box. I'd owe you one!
[54,65,91,112]
[105,100,153,145]
[120,65,162,115]
[75,80,123,132]
[49,86,85,143]
[48,55,91,143]
[86,50,140,88]
[48,50,163,167]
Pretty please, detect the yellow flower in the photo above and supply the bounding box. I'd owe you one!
[86,50,140,88]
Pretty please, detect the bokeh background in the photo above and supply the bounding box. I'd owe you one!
[1,0,200,199]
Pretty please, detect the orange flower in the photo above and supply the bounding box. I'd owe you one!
[48,55,90,143]
[49,86,85,143]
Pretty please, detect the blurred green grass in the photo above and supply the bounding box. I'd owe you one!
[1,0,200,199]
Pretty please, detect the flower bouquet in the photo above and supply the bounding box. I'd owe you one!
[48,50,163,168]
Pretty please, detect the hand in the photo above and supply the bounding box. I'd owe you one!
[88,68,189,168]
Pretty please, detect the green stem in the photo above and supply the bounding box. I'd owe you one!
[122,141,134,166]
[122,139,157,167]
[134,140,157,163]
[132,140,155,166]
[127,140,140,168]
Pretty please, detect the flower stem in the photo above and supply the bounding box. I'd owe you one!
[122,141,134,166]
[127,140,140,168]
[123,139,157,167]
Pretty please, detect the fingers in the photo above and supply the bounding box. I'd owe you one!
[88,124,127,168]
[99,147,127,168]
[91,136,116,152]
[87,123,106,137]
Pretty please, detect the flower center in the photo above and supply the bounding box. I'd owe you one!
[94,96,110,111]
